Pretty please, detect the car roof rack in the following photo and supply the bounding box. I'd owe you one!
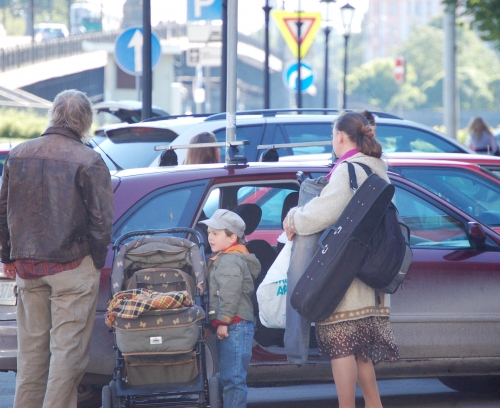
[256,141,333,163]
[141,113,215,123]
[204,109,401,121]
[154,140,250,166]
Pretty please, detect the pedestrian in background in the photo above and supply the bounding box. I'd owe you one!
[467,117,499,155]
[184,131,221,164]
[0,90,114,408]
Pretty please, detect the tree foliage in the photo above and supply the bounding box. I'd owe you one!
[444,0,500,50]
[346,18,500,111]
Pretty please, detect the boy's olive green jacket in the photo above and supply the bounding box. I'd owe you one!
[207,250,261,325]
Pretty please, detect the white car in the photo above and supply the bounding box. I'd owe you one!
[34,23,69,42]
[92,109,473,170]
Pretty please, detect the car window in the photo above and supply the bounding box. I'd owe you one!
[270,123,333,157]
[392,167,500,228]
[113,183,206,240]
[376,125,464,153]
[96,127,179,170]
[393,185,471,248]
[202,183,298,245]
[213,125,263,162]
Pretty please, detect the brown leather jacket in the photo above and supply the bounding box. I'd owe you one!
[0,127,114,269]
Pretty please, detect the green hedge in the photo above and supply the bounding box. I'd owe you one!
[0,109,48,142]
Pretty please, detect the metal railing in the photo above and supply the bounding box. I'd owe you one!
[0,24,184,73]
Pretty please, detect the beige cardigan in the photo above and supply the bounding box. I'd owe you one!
[287,153,391,325]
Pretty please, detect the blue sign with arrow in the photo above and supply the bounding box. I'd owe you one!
[283,61,315,93]
[114,27,161,76]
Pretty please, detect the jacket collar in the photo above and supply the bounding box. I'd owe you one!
[41,126,83,143]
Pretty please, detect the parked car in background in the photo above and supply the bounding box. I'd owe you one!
[0,159,499,407]
[282,152,500,233]
[92,109,472,170]
[34,23,69,42]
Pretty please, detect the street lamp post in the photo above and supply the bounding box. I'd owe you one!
[340,2,355,110]
[263,0,272,109]
[320,0,336,110]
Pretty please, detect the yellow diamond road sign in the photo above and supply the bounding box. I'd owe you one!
[272,11,322,58]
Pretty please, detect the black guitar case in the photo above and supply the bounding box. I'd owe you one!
[290,168,395,322]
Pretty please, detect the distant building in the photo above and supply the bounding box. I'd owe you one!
[365,0,443,61]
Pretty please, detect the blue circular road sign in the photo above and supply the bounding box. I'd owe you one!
[283,61,315,92]
[114,27,161,76]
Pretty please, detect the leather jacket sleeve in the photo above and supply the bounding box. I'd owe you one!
[0,155,12,263]
[79,157,114,270]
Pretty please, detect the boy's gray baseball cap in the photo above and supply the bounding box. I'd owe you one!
[199,209,246,238]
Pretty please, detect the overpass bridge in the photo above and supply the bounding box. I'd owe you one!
[0,25,286,113]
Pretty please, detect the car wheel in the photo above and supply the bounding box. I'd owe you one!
[208,376,222,408]
[77,383,102,408]
[439,376,500,393]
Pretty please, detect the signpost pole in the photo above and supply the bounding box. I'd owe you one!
[221,0,228,112]
[225,0,237,153]
[263,0,272,109]
[142,0,152,120]
[296,0,302,109]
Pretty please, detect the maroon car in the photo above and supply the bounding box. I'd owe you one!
[0,160,499,406]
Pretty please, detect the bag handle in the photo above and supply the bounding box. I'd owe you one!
[345,161,373,193]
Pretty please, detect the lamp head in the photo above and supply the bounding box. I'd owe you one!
[340,2,355,35]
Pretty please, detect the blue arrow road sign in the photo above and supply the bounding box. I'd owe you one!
[187,0,222,21]
[114,27,161,76]
[283,61,315,93]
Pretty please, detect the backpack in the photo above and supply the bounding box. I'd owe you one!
[347,162,413,294]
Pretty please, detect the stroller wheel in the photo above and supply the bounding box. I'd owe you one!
[102,381,118,408]
[208,376,222,408]
[101,385,112,408]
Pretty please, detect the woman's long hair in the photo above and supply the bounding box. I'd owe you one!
[335,111,382,158]
[468,117,492,141]
[184,132,221,164]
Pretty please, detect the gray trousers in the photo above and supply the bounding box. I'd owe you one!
[284,176,328,365]
[14,255,100,408]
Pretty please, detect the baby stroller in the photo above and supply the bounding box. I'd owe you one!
[102,228,222,408]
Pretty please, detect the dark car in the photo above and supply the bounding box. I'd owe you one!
[92,100,169,141]
[0,160,499,407]
[92,109,472,170]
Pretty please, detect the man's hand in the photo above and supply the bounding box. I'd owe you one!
[2,263,16,279]
[217,324,229,340]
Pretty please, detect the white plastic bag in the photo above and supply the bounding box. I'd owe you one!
[256,238,292,329]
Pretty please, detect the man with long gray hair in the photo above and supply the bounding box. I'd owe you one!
[0,89,114,408]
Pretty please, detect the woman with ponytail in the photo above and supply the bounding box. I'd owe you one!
[283,111,399,408]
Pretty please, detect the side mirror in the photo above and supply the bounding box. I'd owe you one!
[466,222,486,249]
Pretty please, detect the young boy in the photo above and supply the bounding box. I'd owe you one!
[200,209,261,408]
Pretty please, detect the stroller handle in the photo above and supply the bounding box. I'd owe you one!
[112,228,206,252]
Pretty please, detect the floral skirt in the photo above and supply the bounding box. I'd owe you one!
[316,316,399,365]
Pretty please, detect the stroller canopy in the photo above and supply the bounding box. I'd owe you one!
[111,235,207,296]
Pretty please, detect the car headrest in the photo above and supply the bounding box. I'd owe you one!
[281,192,299,223]
[232,203,262,236]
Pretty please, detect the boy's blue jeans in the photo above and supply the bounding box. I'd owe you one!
[217,320,254,408]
